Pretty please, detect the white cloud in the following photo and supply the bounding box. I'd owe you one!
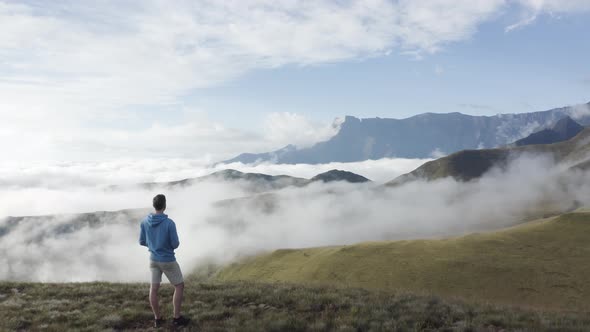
[429,148,446,158]
[569,103,590,120]
[516,0,590,12]
[0,109,343,161]
[0,159,213,190]
[505,14,538,32]
[263,112,342,148]
[395,0,505,53]
[506,0,590,31]
[0,110,270,161]
[0,157,428,195]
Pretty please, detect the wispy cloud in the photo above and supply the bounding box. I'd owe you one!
[505,14,538,32]
[0,157,429,195]
[506,0,590,32]
[516,0,590,13]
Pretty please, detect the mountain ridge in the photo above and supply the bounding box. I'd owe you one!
[223,102,590,164]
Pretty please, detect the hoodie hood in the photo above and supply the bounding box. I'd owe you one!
[146,213,168,227]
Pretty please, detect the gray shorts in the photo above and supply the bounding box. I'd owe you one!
[150,260,184,285]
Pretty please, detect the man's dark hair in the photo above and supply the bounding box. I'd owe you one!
[153,194,166,211]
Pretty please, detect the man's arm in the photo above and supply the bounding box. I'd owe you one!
[169,220,180,249]
[139,222,147,247]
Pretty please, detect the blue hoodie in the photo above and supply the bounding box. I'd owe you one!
[139,213,180,262]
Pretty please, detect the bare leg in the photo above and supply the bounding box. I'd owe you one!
[173,282,184,319]
[150,283,161,319]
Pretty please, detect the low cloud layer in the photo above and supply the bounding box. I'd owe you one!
[1,154,590,282]
[0,157,428,193]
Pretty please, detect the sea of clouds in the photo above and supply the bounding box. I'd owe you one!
[1,155,590,282]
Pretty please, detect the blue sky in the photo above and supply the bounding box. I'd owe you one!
[0,1,589,161]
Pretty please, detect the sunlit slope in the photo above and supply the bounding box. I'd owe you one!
[217,212,590,311]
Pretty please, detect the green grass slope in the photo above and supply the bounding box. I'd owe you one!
[217,212,590,312]
[2,281,590,331]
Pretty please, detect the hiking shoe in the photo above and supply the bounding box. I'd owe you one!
[173,316,190,327]
[154,318,165,328]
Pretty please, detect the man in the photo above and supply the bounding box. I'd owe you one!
[140,194,190,328]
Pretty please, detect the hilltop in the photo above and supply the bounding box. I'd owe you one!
[310,170,370,183]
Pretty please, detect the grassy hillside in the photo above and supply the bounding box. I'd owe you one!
[2,280,590,331]
[217,212,590,312]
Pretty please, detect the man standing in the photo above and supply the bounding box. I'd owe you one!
[140,194,190,328]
